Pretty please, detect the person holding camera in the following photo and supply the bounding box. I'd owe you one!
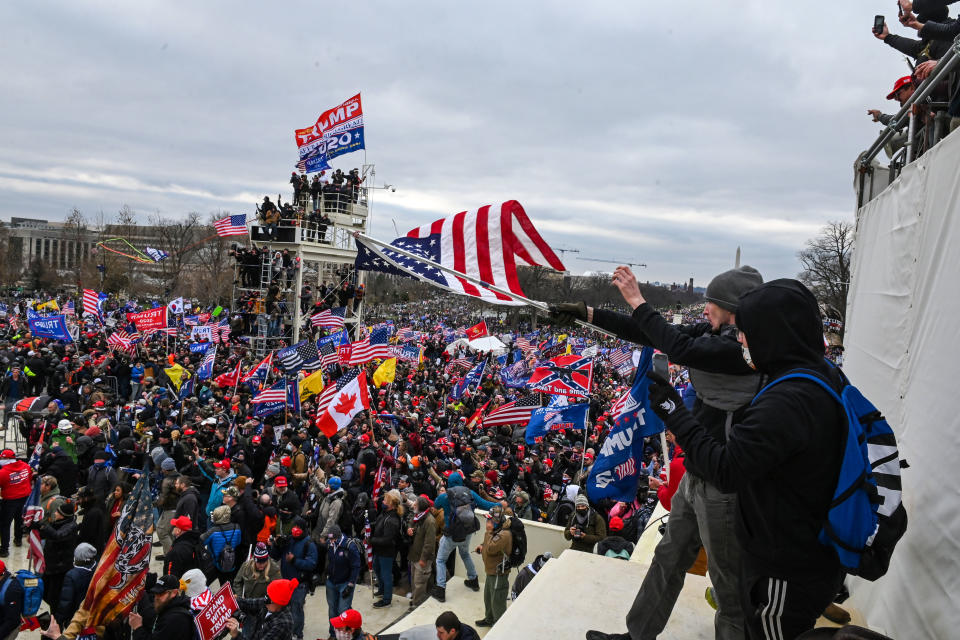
[563,493,606,553]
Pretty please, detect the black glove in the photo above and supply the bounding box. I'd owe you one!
[646,372,683,421]
[340,584,354,598]
[547,302,587,327]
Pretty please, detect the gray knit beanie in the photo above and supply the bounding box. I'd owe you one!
[575,494,589,508]
[705,266,763,312]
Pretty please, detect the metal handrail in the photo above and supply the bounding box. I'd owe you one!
[859,35,960,169]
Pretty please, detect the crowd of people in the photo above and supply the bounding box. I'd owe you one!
[0,253,873,640]
[867,0,960,158]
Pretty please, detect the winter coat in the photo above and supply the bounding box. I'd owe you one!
[232,557,281,599]
[200,523,242,572]
[164,529,202,578]
[55,565,94,626]
[77,501,109,554]
[175,487,204,530]
[481,523,512,576]
[564,509,606,553]
[86,462,118,504]
[153,472,179,511]
[0,571,24,639]
[39,516,79,575]
[235,596,293,640]
[325,535,362,585]
[665,279,845,580]
[408,514,437,566]
[314,490,346,539]
[132,594,194,640]
[43,451,78,498]
[370,508,401,557]
[597,535,635,560]
[277,534,317,581]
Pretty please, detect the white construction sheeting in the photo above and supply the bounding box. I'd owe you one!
[845,130,960,638]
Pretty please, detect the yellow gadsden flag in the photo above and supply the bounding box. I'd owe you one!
[300,369,325,402]
[373,357,397,388]
[164,364,187,391]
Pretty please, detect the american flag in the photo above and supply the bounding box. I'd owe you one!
[197,346,217,380]
[23,477,44,573]
[107,330,134,352]
[252,379,287,404]
[445,356,473,375]
[482,393,542,427]
[213,318,231,343]
[608,346,633,369]
[80,473,156,630]
[277,340,320,373]
[318,340,339,367]
[363,515,373,570]
[82,288,103,318]
[395,327,417,343]
[347,326,391,364]
[213,214,248,237]
[62,299,76,316]
[514,336,535,353]
[355,200,566,305]
[372,460,385,502]
[311,306,346,329]
[241,352,273,389]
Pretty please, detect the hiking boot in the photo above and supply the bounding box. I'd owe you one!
[475,619,493,628]
[464,577,480,592]
[585,632,631,640]
[13,538,22,548]
[823,602,852,625]
[431,586,446,602]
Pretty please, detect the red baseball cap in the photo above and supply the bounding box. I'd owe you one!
[93,401,105,408]
[170,516,193,531]
[887,75,914,100]
[251,435,261,444]
[213,459,231,470]
[331,609,362,630]
[0,449,15,459]
[274,476,288,488]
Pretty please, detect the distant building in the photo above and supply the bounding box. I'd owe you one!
[4,217,99,272]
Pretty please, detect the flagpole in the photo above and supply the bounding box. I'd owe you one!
[353,232,615,338]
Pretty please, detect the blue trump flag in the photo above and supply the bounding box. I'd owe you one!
[587,347,665,502]
[450,360,485,400]
[28,315,73,341]
[525,401,589,444]
[318,329,350,348]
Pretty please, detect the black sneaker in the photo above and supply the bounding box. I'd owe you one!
[463,577,480,592]
[13,539,21,548]
[372,599,391,608]
[0,550,8,558]
[585,632,631,640]
[431,586,446,602]
[475,619,493,628]
[155,555,165,562]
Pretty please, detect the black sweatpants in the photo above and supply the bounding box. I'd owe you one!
[0,497,26,552]
[742,566,844,640]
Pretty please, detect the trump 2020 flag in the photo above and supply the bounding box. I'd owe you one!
[77,473,155,631]
[28,315,73,342]
[525,400,589,444]
[450,360,485,400]
[587,348,665,502]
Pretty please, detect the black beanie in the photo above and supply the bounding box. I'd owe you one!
[705,266,763,312]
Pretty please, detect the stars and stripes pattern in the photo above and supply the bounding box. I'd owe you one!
[363,515,373,570]
[252,379,287,404]
[197,346,217,380]
[213,214,248,237]
[355,200,567,305]
[23,477,45,573]
[107,330,135,353]
[318,340,339,367]
[62,299,76,316]
[277,340,321,373]
[82,288,103,318]
[482,393,542,427]
[445,356,473,375]
[241,352,273,388]
[347,326,391,364]
[514,336,535,353]
[608,346,633,369]
[311,306,346,329]
[395,327,415,342]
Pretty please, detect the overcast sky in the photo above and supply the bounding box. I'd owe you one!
[0,1,907,285]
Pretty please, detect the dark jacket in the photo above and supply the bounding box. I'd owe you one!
[164,529,201,578]
[175,486,203,529]
[43,451,79,498]
[370,508,401,557]
[132,594,194,640]
[0,571,24,639]
[231,489,264,546]
[86,462,118,504]
[665,279,845,580]
[408,513,437,565]
[55,565,94,626]
[78,501,110,554]
[278,533,317,581]
[154,472,179,511]
[326,535,362,585]
[39,516,80,575]
[235,596,294,640]
[592,303,761,480]
[563,509,606,553]
[597,535,635,559]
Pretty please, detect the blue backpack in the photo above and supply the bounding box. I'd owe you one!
[0,569,44,616]
[752,366,908,580]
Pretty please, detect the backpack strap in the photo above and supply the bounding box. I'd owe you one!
[0,574,10,604]
[752,370,842,406]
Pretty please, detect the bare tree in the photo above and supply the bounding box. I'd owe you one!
[64,208,89,287]
[191,211,235,305]
[797,220,853,335]
[150,210,203,295]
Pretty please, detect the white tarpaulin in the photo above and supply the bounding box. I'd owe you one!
[467,335,509,354]
[844,130,960,638]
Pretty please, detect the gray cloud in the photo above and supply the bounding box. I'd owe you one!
[0,0,898,284]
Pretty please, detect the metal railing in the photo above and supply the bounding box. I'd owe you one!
[857,35,960,207]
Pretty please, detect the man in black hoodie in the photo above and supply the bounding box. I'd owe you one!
[129,574,194,640]
[647,279,845,640]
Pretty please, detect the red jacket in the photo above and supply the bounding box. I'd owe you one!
[0,460,34,500]
[656,447,686,512]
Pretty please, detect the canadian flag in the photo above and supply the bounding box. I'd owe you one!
[316,370,371,437]
[465,320,488,340]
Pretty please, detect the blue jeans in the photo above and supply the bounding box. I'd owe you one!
[289,582,307,637]
[435,534,477,588]
[326,580,355,635]
[373,555,393,602]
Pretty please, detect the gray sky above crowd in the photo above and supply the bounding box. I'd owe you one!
[0,1,903,285]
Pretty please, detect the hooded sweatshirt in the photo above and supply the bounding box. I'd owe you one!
[663,279,845,579]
